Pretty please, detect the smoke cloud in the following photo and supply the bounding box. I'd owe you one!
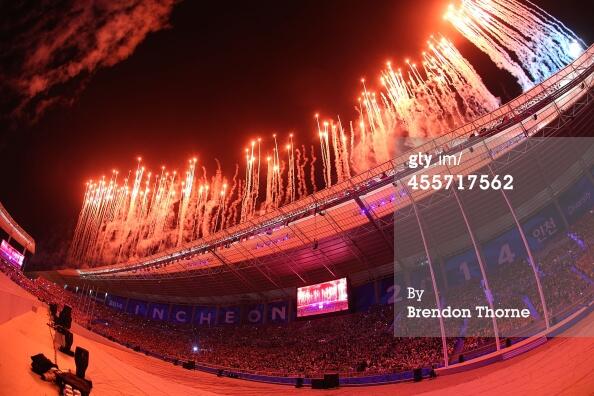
[0,0,177,122]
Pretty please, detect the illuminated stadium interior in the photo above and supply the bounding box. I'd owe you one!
[1,0,593,394]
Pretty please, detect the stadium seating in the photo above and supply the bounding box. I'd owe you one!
[1,212,592,377]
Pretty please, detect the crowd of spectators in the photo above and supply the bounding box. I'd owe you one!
[0,212,592,377]
[0,261,452,376]
[449,212,594,353]
[89,302,453,376]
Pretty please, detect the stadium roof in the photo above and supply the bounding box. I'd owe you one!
[0,202,35,254]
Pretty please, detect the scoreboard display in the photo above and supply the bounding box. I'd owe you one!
[297,278,349,317]
[0,240,24,268]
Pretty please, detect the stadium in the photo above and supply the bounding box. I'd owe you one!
[1,1,594,395]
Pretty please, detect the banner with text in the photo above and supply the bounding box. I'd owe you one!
[267,300,289,323]
[219,306,242,325]
[244,304,265,324]
[560,176,594,224]
[194,306,217,326]
[105,294,126,311]
[170,305,193,324]
[148,302,170,321]
[522,204,564,251]
[126,299,148,317]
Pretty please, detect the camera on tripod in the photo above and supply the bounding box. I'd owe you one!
[50,304,74,356]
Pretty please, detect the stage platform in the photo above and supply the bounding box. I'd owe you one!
[0,272,593,395]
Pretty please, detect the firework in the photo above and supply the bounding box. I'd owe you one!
[445,0,583,90]
[69,0,582,266]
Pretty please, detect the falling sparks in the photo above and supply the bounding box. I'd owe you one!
[342,36,500,172]
[444,0,583,90]
[69,0,584,266]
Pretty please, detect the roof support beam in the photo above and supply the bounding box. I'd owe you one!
[210,250,268,300]
[322,210,376,280]
[354,196,394,252]
[247,219,308,283]
[219,229,291,297]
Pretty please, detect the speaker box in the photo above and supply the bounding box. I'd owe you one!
[182,360,195,370]
[75,347,89,379]
[311,378,326,389]
[295,377,304,388]
[323,373,339,388]
[413,368,423,382]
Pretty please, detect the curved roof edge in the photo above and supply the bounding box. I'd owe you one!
[0,202,35,254]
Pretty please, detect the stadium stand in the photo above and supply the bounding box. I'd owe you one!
[2,210,591,378]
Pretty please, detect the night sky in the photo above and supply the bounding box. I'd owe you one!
[0,0,592,268]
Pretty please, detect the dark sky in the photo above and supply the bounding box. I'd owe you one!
[0,0,592,265]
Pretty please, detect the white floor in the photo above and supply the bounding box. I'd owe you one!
[1,272,593,395]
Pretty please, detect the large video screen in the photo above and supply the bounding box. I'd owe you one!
[297,278,349,317]
[0,240,24,268]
